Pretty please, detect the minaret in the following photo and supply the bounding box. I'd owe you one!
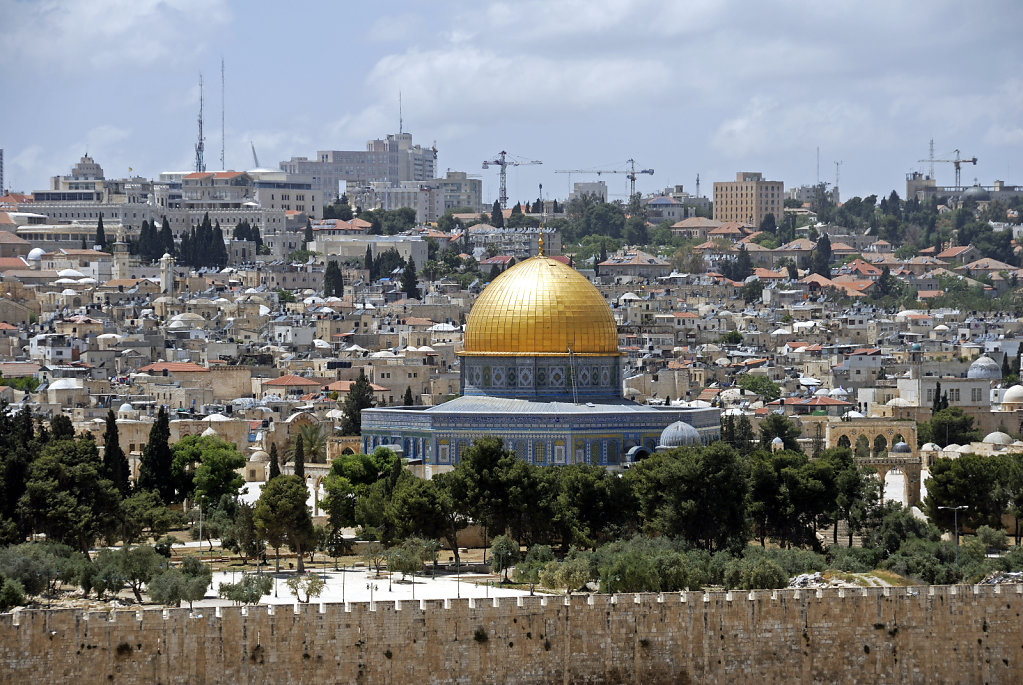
[112,229,129,281]
[160,252,175,294]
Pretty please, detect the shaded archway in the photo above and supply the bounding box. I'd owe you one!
[873,434,888,458]
[855,435,870,459]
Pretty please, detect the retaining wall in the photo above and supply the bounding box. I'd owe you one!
[2,585,1022,683]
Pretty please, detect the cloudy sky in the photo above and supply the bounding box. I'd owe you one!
[3,0,1022,204]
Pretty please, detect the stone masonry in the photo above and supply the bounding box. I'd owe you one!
[2,585,1022,683]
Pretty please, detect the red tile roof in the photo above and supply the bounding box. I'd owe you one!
[139,362,209,373]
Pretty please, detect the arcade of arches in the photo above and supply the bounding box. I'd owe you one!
[823,418,922,506]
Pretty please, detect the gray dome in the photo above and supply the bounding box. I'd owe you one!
[891,441,912,453]
[963,184,990,201]
[967,355,1001,380]
[659,420,701,448]
[983,431,1013,446]
[771,437,784,445]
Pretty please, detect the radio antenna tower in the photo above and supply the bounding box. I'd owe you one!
[194,73,206,173]
[220,58,225,170]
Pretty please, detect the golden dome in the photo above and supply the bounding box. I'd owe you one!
[462,256,619,356]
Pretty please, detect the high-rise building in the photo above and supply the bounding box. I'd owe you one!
[280,133,437,202]
[712,172,784,226]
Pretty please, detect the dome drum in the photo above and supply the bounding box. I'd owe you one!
[460,354,621,401]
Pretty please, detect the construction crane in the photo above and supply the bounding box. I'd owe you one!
[918,148,977,188]
[482,151,542,209]
[555,159,654,198]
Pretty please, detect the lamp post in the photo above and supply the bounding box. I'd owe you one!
[938,504,969,567]
[366,582,377,606]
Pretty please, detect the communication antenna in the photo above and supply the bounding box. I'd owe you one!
[816,146,820,185]
[695,173,701,198]
[220,58,225,170]
[928,138,934,178]
[834,160,843,189]
[399,91,403,135]
[194,73,206,173]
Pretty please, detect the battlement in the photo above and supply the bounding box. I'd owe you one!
[2,585,1021,683]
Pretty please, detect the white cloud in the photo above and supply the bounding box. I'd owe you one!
[0,0,230,73]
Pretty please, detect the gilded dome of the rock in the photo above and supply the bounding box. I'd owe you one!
[461,256,619,356]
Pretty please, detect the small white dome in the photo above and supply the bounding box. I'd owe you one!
[201,426,218,437]
[921,442,940,451]
[1003,385,1023,404]
[27,247,44,260]
[118,402,135,413]
[57,268,86,278]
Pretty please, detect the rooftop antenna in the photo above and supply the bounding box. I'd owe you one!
[834,160,843,189]
[194,73,206,173]
[399,91,403,135]
[928,138,934,179]
[816,146,820,185]
[220,58,225,170]
[695,173,701,198]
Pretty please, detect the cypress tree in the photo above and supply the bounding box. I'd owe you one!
[160,216,174,255]
[305,218,314,246]
[341,371,376,435]
[293,435,305,479]
[403,386,414,406]
[268,442,281,480]
[491,200,504,228]
[401,259,421,299]
[137,406,173,502]
[365,246,374,279]
[96,214,106,250]
[102,409,130,496]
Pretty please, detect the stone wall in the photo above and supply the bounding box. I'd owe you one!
[2,585,1021,684]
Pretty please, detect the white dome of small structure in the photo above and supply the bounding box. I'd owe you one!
[118,402,135,414]
[201,426,218,437]
[27,248,44,261]
[968,355,1002,380]
[1002,385,1023,405]
[983,431,1013,446]
[249,450,270,462]
[57,268,85,279]
[887,397,912,407]
[920,442,940,452]
[658,420,701,449]
[48,378,83,390]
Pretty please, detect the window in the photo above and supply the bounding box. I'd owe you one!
[926,389,933,402]
[534,442,545,463]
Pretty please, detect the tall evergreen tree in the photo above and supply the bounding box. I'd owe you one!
[160,216,174,255]
[323,261,344,297]
[293,435,305,479]
[96,214,107,250]
[268,442,281,480]
[364,246,374,279]
[341,371,376,435]
[403,386,414,406]
[102,409,130,496]
[400,259,421,299]
[811,232,832,277]
[137,407,174,502]
[491,200,505,228]
[304,218,314,246]
[932,381,943,414]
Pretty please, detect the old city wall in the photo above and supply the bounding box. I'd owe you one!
[2,585,1022,684]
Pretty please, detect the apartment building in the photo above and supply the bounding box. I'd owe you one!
[713,172,784,226]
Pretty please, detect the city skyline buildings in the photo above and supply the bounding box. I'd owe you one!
[2,1,1022,205]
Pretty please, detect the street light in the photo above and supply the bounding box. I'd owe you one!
[938,505,969,567]
[366,582,377,605]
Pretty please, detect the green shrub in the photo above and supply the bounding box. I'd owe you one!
[828,546,881,573]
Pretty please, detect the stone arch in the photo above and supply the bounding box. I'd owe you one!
[341,447,355,455]
[313,475,325,516]
[836,434,851,449]
[854,435,871,458]
[873,434,889,458]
